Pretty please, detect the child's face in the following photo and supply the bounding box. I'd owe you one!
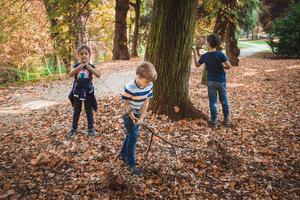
[137,76,151,88]
[78,49,90,63]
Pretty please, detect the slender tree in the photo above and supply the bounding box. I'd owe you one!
[112,0,130,60]
[145,0,206,120]
[129,0,141,57]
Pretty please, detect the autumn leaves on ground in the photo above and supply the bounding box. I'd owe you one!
[0,56,299,199]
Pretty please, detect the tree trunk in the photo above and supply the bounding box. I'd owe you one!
[145,0,207,120]
[44,57,53,77]
[75,15,85,48]
[74,12,90,48]
[213,1,229,50]
[25,63,29,81]
[213,9,228,41]
[112,0,130,60]
[130,0,141,57]
[57,55,62,79]
[225,21,240,66]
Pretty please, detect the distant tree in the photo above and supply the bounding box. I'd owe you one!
[268,2,300,57]
[129,0,141,57]
[260,0,295,32]
[112,0,130,60]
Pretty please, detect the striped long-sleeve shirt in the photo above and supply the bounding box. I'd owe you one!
[121,80,153,110]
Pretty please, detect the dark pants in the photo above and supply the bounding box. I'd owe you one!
[120,113,140,167]
[72,96,94,130]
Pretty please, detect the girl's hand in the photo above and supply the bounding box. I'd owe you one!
[86,64,93,70]
[78,63,85,70]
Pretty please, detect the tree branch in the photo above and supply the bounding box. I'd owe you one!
[129,2,136,8]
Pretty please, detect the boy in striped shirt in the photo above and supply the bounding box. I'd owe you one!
[120,61,157,176]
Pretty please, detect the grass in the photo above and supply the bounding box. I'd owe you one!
[238,39,268,46]
[237,42,253,49]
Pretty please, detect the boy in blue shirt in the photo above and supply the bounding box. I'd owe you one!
[120,61,157,175]
[196,34,232,128]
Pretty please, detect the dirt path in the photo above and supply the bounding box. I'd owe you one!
[0,60,140,114]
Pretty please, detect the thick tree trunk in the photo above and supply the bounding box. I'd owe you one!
[145,0,207,120]
[112,0,130,60]
[225,21,240,66]
[130,0,140,57]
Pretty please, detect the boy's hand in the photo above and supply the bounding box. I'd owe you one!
[128,112,138,123]
[136,118,144,125]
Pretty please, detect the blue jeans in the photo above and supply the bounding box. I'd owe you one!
[120,113,140,167]
[207,81,230,123]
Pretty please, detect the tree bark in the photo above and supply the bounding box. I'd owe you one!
[130,0,140,57]
[213,0,229,51]
[213,8,228,41]
[57,55,62,79]
[75,15,87,48]
[225,21,240,66]
[145,0,207,120]
[112,0,130,60]
[25,63,29,81]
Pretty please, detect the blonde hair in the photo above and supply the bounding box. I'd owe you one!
[136,61,157,81]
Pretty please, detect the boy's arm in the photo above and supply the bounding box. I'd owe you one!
[193,48,202,68]
[123,99,138,122]
[87,64,101,78]
[223,61,232,70]
[136,98,150,125]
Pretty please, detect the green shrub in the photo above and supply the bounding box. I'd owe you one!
[268,3,300,57]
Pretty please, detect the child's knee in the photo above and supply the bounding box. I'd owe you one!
[74,108,82,114]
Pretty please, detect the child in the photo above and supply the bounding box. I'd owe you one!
[119,61,157,175]
[196,34,232,128]
[67,45,101,138]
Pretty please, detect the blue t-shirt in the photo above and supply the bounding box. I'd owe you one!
[199,51,228,82]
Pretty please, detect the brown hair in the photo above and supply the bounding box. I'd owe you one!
[77,44,91,55]
[136,61,157,81]
[207,34,220,48]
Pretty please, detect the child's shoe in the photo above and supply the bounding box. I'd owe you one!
[118,155,127,165]
[129,166,142,176]
[87,128,96,137]
[67,128,77,138]
[209,121,218,128]
[225,120,230,128]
